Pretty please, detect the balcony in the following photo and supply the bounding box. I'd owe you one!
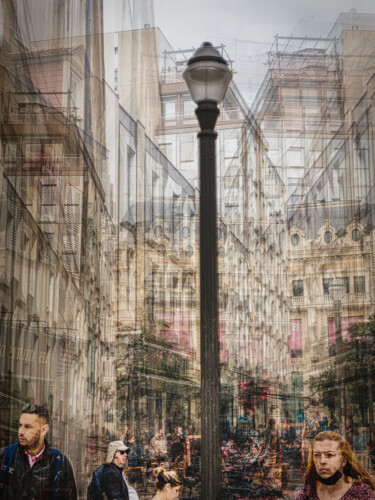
[4,155,84,174]
[320,293,370,306]
[291,296,305,306]
[158,106,243,130]
[5,109,77,126]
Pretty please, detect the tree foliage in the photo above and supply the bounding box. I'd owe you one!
[308,313,375,412]
[309,366,337,410]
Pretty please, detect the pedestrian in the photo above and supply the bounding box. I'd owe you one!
[0,403,77,499]
[122,432,144,484]
[148,429,168,463]
[101,440,139,500]
[295,430,375,499]
[152,467,182,500]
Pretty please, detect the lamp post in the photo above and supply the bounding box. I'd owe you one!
[363,330,375,440]
[183,42,232,500]
[329,278,347,435]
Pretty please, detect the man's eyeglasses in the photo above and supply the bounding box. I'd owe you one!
[117,450,128,455]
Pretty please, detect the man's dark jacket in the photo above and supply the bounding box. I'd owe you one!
[0,441,77,499]
[101,463,129,500]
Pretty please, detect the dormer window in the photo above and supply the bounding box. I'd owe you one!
[291,233,300,246]
[324,231,332,244]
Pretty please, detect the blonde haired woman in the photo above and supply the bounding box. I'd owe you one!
[296,431,375,499]
[152,467,182,499]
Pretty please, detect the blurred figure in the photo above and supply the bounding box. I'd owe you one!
[122,432,145,485]
[345,417,358,447]
[169,428,185,464]
[221,439,241,459]
[295,431,375,499]
[318,415,330,433]
[235,410,255,444]
[148,429,168,462]
[152,467,182,500]
[165,403,185,434]
[264,418,277,450]
[123,432,144,467]
[329,416,338,432]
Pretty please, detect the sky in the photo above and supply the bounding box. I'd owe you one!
[153,0,375,49]
[153,0,375,105]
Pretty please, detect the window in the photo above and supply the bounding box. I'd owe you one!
[182,272,194,289]
[354,276,365,294]
[286,149,303,167]
[282,88,300,105]
[180,134,194,170]
[167,273,178,289]
[157,244,165,255]
[114,67,118,92]
[25,142,42,161]
[223,97,238,119]
[159,143,172,161]
[292,280,303,297]
[324,231,332,244]
[183,98,195,116]
[302,89,318,106]
[224,138,238,159]
[255,295,263,313]
[44,143,62,163]
[352,229,360,241]
[154,225,162,238]
[180,142,194,162]
[323,278,332,295]
[182,226,190,239]
[225,204,239,215]
[323,277,349,295]
[287,177,299,197]
[19,220,30,253]
[185,245,193,257]
[5,142,18,164]
[356,146,370,199]
[291,233,300,246]
[162,96,176,118]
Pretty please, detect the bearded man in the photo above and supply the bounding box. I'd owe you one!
[0,404,77,499]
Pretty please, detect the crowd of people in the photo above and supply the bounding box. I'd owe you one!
[1,404,375,499]
[0,404,189,500]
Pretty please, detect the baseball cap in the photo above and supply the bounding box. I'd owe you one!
[106,440,130,463]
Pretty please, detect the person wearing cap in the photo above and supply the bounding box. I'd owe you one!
[101,440,139,500]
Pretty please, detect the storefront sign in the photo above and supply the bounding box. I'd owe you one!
[0,344,48,364]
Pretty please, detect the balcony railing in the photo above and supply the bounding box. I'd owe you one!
[291,296,305,306]
[290,293,370,308]
[159,106,243,130]
[5,110,79,126]
[4,155,84,172]
[322,293,369,305]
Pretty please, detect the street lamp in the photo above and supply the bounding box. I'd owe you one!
[363,330,375,440]
[183,42,232,500]
[329,278,347,435]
